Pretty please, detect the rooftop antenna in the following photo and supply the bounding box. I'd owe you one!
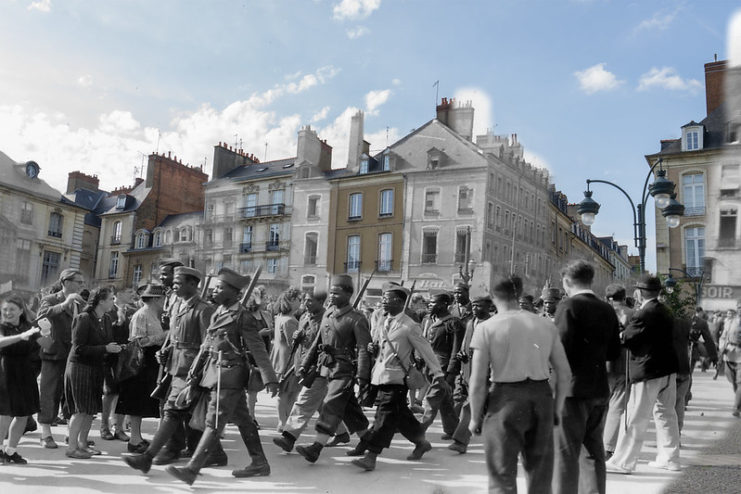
[234,133,239,149]
[155,130,161,154]
[264,141,268,161]
[432,80,439,114]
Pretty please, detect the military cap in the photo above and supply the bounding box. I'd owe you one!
[218,267,250,291]
[430,291,452,305]
[635,275,662,292]
[174,266,203,281]
[471,291,493,304]
[330,274,354,291]
[382,281,410,298]
[140,283,165,299]
[159,258,184,268]
[59,268,82,283]
[453,282,469,292]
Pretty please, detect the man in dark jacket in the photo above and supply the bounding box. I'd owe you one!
[606,275,681,474]
[553,261,621,494]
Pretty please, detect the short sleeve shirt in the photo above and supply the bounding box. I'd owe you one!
[470,310,557,383]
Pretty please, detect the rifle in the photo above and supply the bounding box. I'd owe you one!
[200,274,213,300]
[403,279,417,312]
[240,266,263,307]
[353,268,376,309]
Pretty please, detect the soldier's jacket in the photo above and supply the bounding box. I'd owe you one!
[294,308,325,371]
[198,302,277,389]
[456,316,488,383]
[165,295,215,378]
[426,313,465,374]
[301,304,372,381]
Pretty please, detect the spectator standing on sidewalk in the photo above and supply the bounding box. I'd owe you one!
[719,301,741,417]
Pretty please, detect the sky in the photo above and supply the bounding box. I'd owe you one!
[1,0,739,272]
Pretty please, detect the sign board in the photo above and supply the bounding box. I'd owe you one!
[701,285,741,300]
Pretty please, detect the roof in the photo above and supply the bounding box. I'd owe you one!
[100,179,152,215]
[65,188,111,227]
[0,150,74,204]
[157,211,203,228]
[653,106,728,156]
[208,157,297,185]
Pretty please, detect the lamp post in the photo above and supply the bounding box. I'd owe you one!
[458,226,475,288]
[576,159,684,274]
[664,267,705,306]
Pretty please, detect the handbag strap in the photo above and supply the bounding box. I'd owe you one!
[381,317,412,377]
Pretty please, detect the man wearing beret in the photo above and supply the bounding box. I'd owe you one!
[165,268,279,485]
[542,288,562,321]
[124,266,218,472]
[294,274,372,463]
[158,259,184,330]
[420,291,463,438]
[37,268,86,449]
[606,275,681,474]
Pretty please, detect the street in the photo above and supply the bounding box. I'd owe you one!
[1,371,738,494]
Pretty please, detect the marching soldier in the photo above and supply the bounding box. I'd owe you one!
[158,259,184,331]
[166,268,278,485]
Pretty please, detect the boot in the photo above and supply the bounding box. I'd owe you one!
[232,424,270,478]
[123,452,153,474]
[149,416,181,465]
[351,451,377,471]
[326,432,351,447]
[345,438,368,457]
[165,427,218,486]
[296,441,323,463]
[164,465,197,486]
[407,439,432,461]
[204,439,228,467]
[272,431,296,452]
[447,440,467,454]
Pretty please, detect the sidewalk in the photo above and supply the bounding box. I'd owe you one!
[0,371,738,493]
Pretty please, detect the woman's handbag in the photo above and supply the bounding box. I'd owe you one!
[115,340,144,383]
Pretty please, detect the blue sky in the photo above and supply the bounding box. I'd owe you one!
[1,0,739,271]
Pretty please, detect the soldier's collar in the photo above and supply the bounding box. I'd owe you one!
[331,304,353,318]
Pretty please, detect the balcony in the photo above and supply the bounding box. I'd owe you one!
[686,266,704,277]
[239,241,290,254]
[240,242,252,253]
[424,209,440,217]
[266,241,280,252]
[239,203,287,219]
[454,253,466,263]
[376,259,393,272]
[421,253,437,264]
[684,206,705,217]
[48,230,62,238]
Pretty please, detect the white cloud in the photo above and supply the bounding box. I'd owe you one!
[311,106,331,122]
[317,106,399,167]
[346,26,370,39]
[634,7,681,33]
[365,89,391,115]
[77,75,92,88]
[28,0,51,12]
[247,65,340,105]
[637,67,702,92]
[574,63,624,94]
[452,87,493,139]
[523,150,552,175]
[332,0,381,20]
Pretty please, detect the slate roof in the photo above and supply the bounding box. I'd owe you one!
[655,106,727,156]
[99,180,151,215]
[0,150,74,204]
[213,157,297,184]
[157,211,203,228]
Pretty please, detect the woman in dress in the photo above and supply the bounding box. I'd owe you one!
[270,287,301,432]
[0,295,41,464]
[116,284,165,453]
[64,287,121,459]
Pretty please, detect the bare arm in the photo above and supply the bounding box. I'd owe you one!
[468,341,490,435]
[549,333,572,425]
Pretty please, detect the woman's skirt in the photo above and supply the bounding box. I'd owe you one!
[64,361,104,415]
[116,346,161,418]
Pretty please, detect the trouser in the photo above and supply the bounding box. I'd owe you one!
[609,374,680,471]
[452,375,467,418]
[277,373,301,429]
[38,359,66,424]
[315,376,369,436]
[484,380,554,494]
[452,378,472,445]
[421,378,459,436]
[160,376,199,454]
[724,360,741,413]
[674,373,691,432]
[553,396,609,494]
[283,377,348,439]
[602,373,627,453]
[364,384,425,454]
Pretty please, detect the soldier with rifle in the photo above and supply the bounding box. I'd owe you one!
[166,267,278,485]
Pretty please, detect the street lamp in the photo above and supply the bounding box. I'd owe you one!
[576,159,684,273]
[663,267,705,305]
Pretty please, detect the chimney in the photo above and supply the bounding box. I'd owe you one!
[297,125,333,172]
[66,171,100,194]
[347,110,364,171]
[448,100,475,141]
[436,97,451,125]
[211,142,257,179]
[704,59,727,116]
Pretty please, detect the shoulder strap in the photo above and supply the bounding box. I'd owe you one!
[381,319,412,376]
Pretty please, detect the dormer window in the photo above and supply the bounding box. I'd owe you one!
[359,155,369,174]
[427,148,444,169]
[682,123,704,151]
[382,151,391,171]
[116,195,127,210]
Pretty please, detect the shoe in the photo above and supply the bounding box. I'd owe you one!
[351,452,377,471]
[346,441,367,457]
[52,416,68,426]
[64,437,95,446]
[447,441,467,454]
[5,452,28,465]
[273,433,296,453]
[232,461,271,477]
[440,433,453,441]
[65,449,92,459]
[605,450,614,461]
[0,451,6,465]
[648,460,681,472]
[296,442,323,463]
[100,428,114,441]
[24,417,38,434]
[82,446,102,456]
[407,440,432,461]
[41,436,58,449]
[113,428,130,442]
[204,451,228,468]
[732,410,740,418]
[152,449,180,465]
[127,441,149,454]
[165,465,197,486]
[605,461,632,475]
[123,453,153,474]
[326,432,351,447]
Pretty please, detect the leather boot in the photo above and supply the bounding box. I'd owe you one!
[123,452,153,474]
[351,451,377,471]
[150,415,182,465]
[165,427,218,485]
[326,432,351,447]
[346,438,368,457]
[272,431,296,452]
[204,439,228,467]
[232,424,270,477]
[296,441,323,463]
[407,439,432,461]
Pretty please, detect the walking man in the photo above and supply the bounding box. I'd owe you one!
[719,301,741,417]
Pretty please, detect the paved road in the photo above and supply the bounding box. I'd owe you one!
[1,371,738,493]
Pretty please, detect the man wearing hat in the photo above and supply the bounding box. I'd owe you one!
[37,268,86,449]
[165,268,278,485]
[448,292,494,454]
[158,258,184,331]
[124,266,216,472]
[351,283,441,471]
[606,275,681,474]
[294,274,372,463]
[542,288,562,321]
[420,291,463,438]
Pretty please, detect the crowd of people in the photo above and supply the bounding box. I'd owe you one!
[0,258,739,494]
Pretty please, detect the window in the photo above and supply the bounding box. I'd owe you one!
[153,230,162,247]
[359,158,369,174]
[223,227,233,248]
[116,195,126,209]
[109,251,119,279]
[241,226,253,253]
[48,212,63,238]
[206,203,214,220]
[496,206,502,230]
[20,201,32,225]
[425,190,440,215]
[682,174,705,216]
[267,258,279,274]
[458,186,473,213]
[15,239,31,281]
[243,193,257,217]
[683,127,703,151]
[349,193,363,219]
[382,154,390,171]
[179,227,191,242]
[487,202,494,228]
[307,195,320,218]
[379,189,394,217]
[268,224,280,249]
[204,229,213,247]
[164,230,171,244]
[301,275,316,290]
[41,251,60,284]
[721,164,740,190]
[685,227,705,276]
[378,233,392,271]
[305,232,318,265]
[271,189,284,214]
[455,229,468,263]
[224,202,234,220]
[347,235,360,272]
[133,264,143,286]
[720,208,737,248]
[112,221,122,244]
[136,232,147,249]
[422,230,437,264]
